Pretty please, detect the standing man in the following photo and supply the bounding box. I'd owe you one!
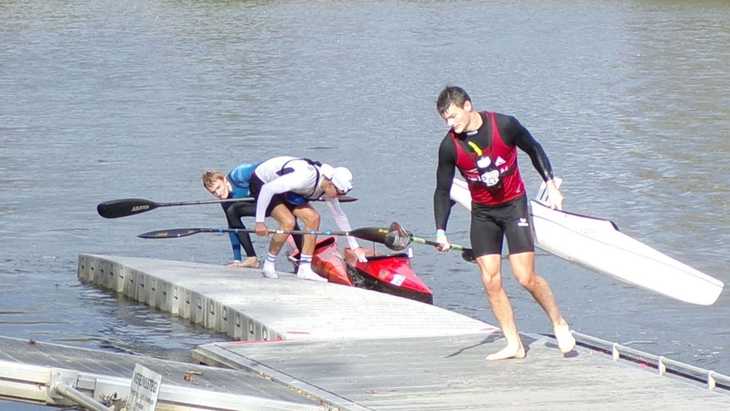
[433,86,575,360]
[251,156,368,281]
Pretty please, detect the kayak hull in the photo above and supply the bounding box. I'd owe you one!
[450,177,724,305]
[530,200,723,306]
[288,237,433,304]
[347,253,433,304]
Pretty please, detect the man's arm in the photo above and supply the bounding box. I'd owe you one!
[324,199,360,250]
[503,115,554,182]
[503,115,563,208]
[221,203,243,260]
[434,136,457,230]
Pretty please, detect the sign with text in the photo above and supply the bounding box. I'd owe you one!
[128,364,162,411]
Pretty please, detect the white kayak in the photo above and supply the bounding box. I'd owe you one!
[449,178,724,305]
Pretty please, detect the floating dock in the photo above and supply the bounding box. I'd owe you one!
[3,253,726,410]
[76,254,495,342]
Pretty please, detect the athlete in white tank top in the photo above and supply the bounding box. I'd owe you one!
[252,156,367,281]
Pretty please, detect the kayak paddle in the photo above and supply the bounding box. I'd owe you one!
[383,222,476,262]
[98,195,358,219]
[138,226,390,243]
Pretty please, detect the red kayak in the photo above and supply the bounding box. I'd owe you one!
[287,236,433,304]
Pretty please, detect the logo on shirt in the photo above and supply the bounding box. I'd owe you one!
[495,156,506,167]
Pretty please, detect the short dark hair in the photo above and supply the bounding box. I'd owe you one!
[436,86,471,115]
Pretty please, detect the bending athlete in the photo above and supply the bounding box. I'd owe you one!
[202,164,303,269]
[251,156,368,281]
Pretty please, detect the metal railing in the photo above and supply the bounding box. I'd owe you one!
[573,331,730,391]
[52,382,112,411]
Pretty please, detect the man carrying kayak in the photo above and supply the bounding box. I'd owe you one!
[433,86,575,360]
[251,156,368,281]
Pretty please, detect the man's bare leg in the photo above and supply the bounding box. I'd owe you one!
[267,204,297,256]
[258,204,298,278]
[292,205,319,257]
[477,254,526,360]
[509,251,575,353]
[291,205,326,282]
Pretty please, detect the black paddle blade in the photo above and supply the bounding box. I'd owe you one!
[383,222,412,251]
[337,195,358,203]
[348,227,391,244]
[461,248,476,262]
[97,198,157,218]
[138,228,204,239]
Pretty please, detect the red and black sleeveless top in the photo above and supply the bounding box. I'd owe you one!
[450,112,525,206]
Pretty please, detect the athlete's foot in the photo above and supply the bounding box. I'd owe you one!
[296,266,327,282]
[554,321,576,354]
[229,258,260,269]
[240,257,260,268]
[486,343,526,361]
[262,262,279,279]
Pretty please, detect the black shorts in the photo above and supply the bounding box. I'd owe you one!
[470,195,534,257]
[249,174,297,216]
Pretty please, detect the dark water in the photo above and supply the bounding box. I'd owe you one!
[2,1,729,408]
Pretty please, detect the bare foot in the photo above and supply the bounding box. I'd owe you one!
[486,343,526,361]
[228,258,260,269]
[554,322,576,353]
[239,257,260,268]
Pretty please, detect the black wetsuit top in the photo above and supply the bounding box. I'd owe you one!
[434,112,554,230]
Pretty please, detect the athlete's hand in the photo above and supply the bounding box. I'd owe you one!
[435,229,451,252]
[353,247,368,263]
[255,222,269,237]
[545,180,564,210]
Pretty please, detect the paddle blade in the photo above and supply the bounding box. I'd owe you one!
[461,249,476,262]
[383,222,412,251]
[337,195,358,203]
[348,226,391,244]
[97,198,158,218]
[138,228,204,239]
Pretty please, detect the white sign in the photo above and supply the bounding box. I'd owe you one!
[128,364,162,411]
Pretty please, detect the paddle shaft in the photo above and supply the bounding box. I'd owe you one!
[138,226,387,241]
[210,227,359,237]
[410,236,467,251]
[408,235,476,262]
[158,198,252,207]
